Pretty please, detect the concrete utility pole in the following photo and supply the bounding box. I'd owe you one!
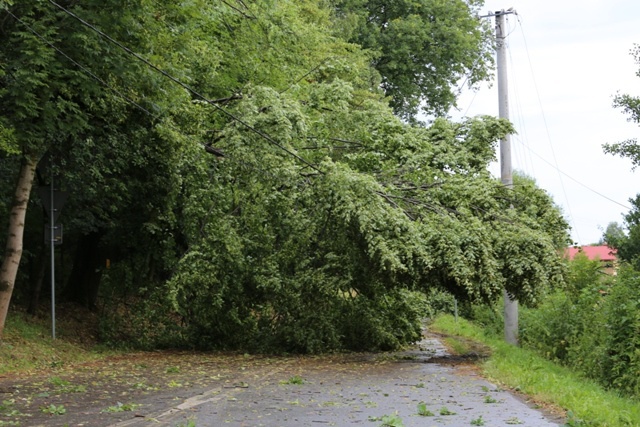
[495,9,518,345]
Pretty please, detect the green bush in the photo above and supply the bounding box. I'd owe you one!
[467,300,503,338]
[599,266,640,397]
[518,254,640,399]
[98,289,187,350]
[423,288,457,319]
[520,253,607,364]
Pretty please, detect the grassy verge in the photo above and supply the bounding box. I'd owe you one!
[431,314,640,427]
[0,307,113,375]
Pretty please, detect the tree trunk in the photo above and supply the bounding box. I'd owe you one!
[0,156,38,339]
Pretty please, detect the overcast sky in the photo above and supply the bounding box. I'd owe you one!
[450,0,640,245]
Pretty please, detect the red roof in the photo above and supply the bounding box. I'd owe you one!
[565,245,617,262]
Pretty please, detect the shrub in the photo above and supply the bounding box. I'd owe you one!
[519,255,640,399]
[599,266,640,397]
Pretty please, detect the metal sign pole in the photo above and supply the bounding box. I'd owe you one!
[50,174,56,340]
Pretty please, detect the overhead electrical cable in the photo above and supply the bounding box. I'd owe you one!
[5,9,295,186]
[507,33,536,177]
[46,0,324,174]
[10,3,561,228]
[516,15,581,242]
[461,89,479,117]
[512,138,631,210]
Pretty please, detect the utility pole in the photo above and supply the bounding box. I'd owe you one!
[495,9,518,345]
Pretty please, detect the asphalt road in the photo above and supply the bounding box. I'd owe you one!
[109,337,562,427]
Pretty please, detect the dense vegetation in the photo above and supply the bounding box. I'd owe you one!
[433,314,640,426]
[0,0,570,353]
[465,59,640,399]
[468,254,640,401]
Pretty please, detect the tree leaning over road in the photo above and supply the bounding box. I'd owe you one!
[1,0,569,349]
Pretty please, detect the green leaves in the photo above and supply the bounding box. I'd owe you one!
[0,0,569,353]
[330,0,494,119]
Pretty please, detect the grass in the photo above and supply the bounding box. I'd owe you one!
[0,307,114,375]
[431,314,640,427]
[279,375,305,385]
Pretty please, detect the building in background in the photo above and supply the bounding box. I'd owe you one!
[565,245,618,275]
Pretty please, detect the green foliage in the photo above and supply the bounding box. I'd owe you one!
[603,197,640,269]
[379,413,405,427]
[423,289,457,318]
[466,300,503,337]
[439,406,456,415]
[98,282,187,350]
[483,395,497,404]
[416,401,434,416]
[40,404,66,415]
[604,44,640,267]
[1,0,570,355]
[330,0,494,120]
[0,399,23,419]
[598,267,640,397]
[603,44,640,167]
[48,376,86,394]
[0,121,17,155]
[280,375,305,385]
[520,255,640,399]
[519,253,606,364]
[563,411,593,427]
[102,402,141,413]
[432,314,640,426]
[151,70,565,353]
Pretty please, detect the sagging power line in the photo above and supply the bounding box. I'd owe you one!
[47,0,324,174]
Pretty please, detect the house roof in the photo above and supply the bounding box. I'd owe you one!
[565,245,617,262]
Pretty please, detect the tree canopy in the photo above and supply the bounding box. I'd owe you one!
[603,43,640,267]
[329,0,494,120]
[0,0,569,351]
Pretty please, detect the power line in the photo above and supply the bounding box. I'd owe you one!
[46,0,324,174]
[12,2,583,233]
[515,15,581,242]
[5,9,158,121]
[6,9,301,188]
[507,23,630,211]
[512,138,631,210]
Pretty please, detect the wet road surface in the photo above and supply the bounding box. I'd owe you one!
[110,337,562,427]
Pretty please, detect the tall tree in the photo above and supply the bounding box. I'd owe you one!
[329,0,494,120]
[0,1,88,336]
[0,0,569,351]
[0,0,194,335]
[602,198,640,268]
[602,43,640,267]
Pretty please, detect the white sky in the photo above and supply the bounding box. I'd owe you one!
[450,0,640,245]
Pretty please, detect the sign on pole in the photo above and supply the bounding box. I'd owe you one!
[36,182,67,339]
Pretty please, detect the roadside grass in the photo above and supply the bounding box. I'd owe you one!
[431,314,640,427]
[0,307,113,375]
